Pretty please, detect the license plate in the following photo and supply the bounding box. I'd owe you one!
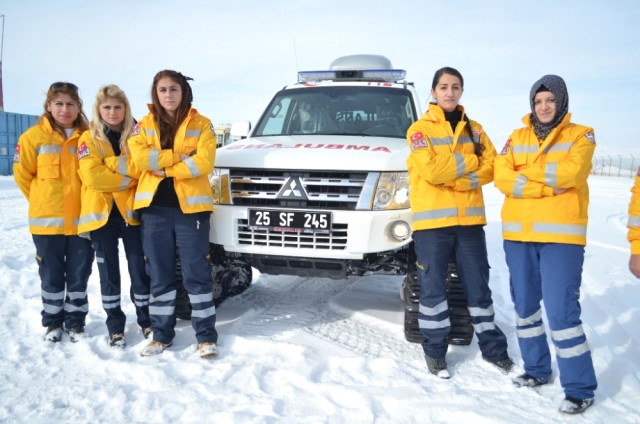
[248,209,332,234]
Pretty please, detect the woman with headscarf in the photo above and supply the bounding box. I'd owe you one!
[494,75,598,414]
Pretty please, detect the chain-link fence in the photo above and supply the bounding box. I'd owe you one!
[591,154,637,178]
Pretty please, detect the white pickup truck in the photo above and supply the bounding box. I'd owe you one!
[194,54,472,344]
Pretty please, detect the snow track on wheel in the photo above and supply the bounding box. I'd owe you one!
[229,275,423,364]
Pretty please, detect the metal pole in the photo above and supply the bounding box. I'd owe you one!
[0,15,4,111]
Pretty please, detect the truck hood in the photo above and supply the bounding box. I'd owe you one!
[216,135,409,171]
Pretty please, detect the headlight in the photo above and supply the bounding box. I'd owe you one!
[373,172,410,210]
[209,168,231,204]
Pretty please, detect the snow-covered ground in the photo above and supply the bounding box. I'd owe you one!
[0,174,638,423]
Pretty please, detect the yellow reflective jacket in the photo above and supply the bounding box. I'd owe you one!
[406,103,497,231]
[13,117,84,235]
[627,173,640,254]
[127,106,216,213]
[77,128,139,234]
[494,113,596,245]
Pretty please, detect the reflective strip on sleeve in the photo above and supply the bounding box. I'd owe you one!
[184,157,201,177]
[454,153,465,178]
[545,162,558,187]
[117,156,128,175]
[468,171,479,189]
[119,176,132,191]
[148,149,159,170]
[513,174,527,198]
[429,136,452,146]
[627,216,640,227]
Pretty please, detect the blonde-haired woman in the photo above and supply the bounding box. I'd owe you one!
[78,84,151,348]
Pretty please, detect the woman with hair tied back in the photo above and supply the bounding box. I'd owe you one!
[128,70,219,359]
[77,84,151,348]
[13,82,94,343]
[406,67,512,379]
[494,74,598,415]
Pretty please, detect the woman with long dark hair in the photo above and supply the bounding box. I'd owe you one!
[406,67,512,379]
[128,70,219,358]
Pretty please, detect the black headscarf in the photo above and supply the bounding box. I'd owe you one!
[529,74,569,140]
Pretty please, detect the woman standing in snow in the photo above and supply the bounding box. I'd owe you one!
[13,82,94,343]
[77,84,151,348]
[627,170,640,278]
[494,74,598,414]
[128,70,219,358]
[406,67,512,379]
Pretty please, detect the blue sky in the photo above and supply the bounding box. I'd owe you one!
[2,0,639,153]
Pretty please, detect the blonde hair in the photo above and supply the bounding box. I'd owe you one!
[90,84,134,154]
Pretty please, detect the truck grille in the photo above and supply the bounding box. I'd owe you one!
[229,169,373,210]
[238,219,348,250]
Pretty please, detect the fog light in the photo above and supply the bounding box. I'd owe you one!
[388,220,411,242]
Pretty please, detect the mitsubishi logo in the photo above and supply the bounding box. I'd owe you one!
[277,177,308,200]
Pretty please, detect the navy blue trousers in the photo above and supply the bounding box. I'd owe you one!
[32,234,93,329]
[413,226,509,360]
[140,206,217,344]
[90,207,151,335]
[504,240,597,399]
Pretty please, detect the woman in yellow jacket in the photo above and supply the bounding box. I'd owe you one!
[13,82,93,343]
[78,84,151,348]
[494,75,597,414]
[406,67,511,379]
[128,70,218,359]
[629,172,640,278]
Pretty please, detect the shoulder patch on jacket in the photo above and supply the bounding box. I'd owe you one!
[585,132,595,144]
[636,166,640,177]
[410,132,427,151]
[499,138,512,155]
[12,144,20,163]
[473,130,483,136]
[131,121,142,136]
[77,141,90,160]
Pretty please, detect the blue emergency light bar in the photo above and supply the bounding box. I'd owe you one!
[297,69,407,83]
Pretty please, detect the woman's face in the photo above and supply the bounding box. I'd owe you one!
[99,98,126,130]
[46,93,79,128]
[431,73,463,112]
[533,91,557,124]
[156,77,182,116]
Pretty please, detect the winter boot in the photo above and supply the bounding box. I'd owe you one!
[109,333,126,348]
[141,340,172,357]
[67,327,86,343]
[559,397,594,414]
[44,325,62,342]
[483,356,514,375]
[512,373,548,388]
[425,354,450,379]
[199,342,219,358]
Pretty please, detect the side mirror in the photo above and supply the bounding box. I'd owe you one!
[230,121,251,142]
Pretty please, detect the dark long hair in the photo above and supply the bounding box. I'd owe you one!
[431,67,484,157]
[151,70,193,149]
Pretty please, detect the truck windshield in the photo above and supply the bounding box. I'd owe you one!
[253,86,417,138]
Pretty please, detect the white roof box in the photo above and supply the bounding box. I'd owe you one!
[330,54,393,71]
